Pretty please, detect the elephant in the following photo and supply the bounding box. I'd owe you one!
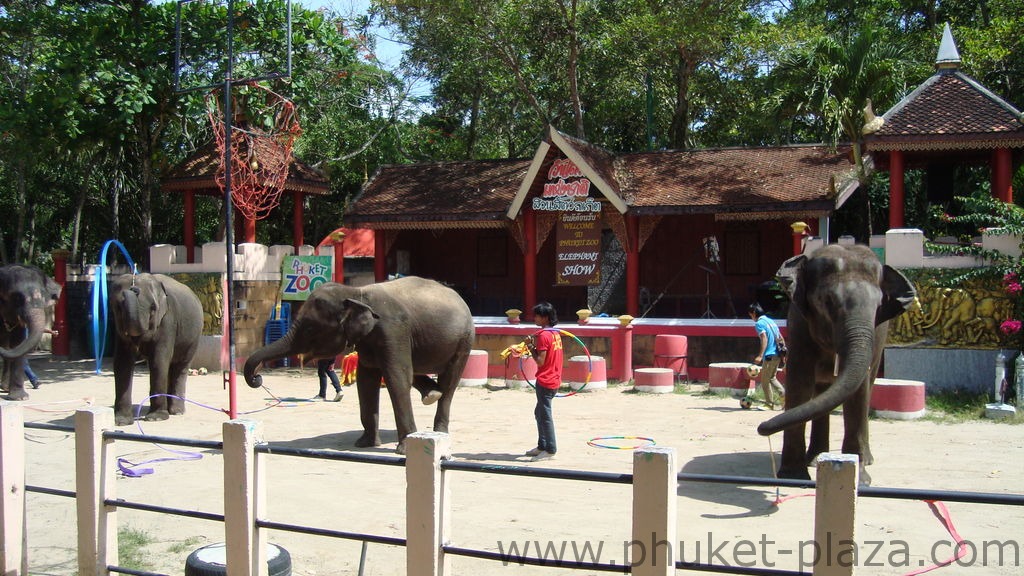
[757,244,917,485]
[243,276,475,455]
[0,265,61,400]
[110,273,204,426]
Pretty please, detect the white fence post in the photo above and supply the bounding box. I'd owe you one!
[406,432,452,576]
[0,403,27,575]
[223,419,266,576]
[75,407,116,576]
[631,446,677,576]
[813,453,859,576]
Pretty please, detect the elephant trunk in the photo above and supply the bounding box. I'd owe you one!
[758,322,875,436]
[121,287,145,338]
[243,329,298,388]
[0,307,46,360]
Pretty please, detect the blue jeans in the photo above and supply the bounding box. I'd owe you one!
[317,359,341,397]
[534,386,557,453]
[24,361,38,385]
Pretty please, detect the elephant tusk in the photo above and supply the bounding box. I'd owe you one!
[834,354,840,377]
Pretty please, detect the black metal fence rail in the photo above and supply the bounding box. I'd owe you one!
[20,422,1024,576]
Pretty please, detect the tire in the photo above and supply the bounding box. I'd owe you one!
[184,542,291,576]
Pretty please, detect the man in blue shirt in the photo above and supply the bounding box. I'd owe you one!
[749,303,786,409]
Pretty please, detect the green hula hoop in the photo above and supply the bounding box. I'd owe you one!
[517,328,591,397]
[587,436,657,450]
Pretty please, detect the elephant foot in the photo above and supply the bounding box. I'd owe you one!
[777,465,812,481]
[144,409,170,422]
[858,467,872,486]
[115,413,135,426]
[6,389,29,401]
[169,405,186,416]
[354,432,381,448]
[422,390,443,405]
[395,441,407,455]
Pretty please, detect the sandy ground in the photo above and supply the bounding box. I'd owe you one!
[11,357,1024,575]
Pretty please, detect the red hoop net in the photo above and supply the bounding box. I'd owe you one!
[205,82,302,222]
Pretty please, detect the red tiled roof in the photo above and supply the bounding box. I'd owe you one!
[867,70,1024,151]
[161,141,330,195]
[346,140,855,227]
[618,145,851,214]
[347,159,532,228]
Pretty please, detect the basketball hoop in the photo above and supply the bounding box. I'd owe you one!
[205,82,302,221]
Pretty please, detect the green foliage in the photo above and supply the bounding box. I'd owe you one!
[118,525,156,572]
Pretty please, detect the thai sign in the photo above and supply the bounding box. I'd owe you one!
[280,255,332,301]
[540,158,602,285]
[533,158,602,213]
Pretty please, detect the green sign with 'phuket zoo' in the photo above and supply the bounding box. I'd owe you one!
[280,255,333,301]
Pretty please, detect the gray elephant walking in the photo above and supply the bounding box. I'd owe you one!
[757,244,916,485]
[0,264,61,400]
[243,276,475,454]
[110,273,204,426]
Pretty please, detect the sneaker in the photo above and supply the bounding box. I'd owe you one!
[30,380,40,389]
[331,392,344,402]
[531,451,555,462]
[422,390,443,405]
[311,395,327,402]
[524,447,543,457]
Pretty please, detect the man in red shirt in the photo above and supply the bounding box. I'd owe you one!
[525,302,563,461]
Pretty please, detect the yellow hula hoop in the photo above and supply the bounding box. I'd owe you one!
[587,436,657,450]
[516,328,591,397]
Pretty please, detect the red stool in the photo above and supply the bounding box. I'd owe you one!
[565,355,606,391]
[459,350,489,387]
[633,367,674,394]
[504,356,537,390]
[708,362,755,397]
[654,335,688,382]
[870,378,926,420]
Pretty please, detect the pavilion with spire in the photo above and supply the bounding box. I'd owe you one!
[864,23,1024,229]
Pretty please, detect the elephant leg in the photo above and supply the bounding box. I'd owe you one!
[430,353,468,434]
[4,356,29,401]
[144,350,173,422]
[354,366,383,448]
[113,350,137,426]
[383,369,418,455]
[411,374,443,404]
[777,424,811,480]
[806,415,830,465]
[1,358,10,392]
[166,360,190,416]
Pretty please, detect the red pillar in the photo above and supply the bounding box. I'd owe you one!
[523,207,537,315]
[292,191,305,250]
[332,233,345,285]
[791,221,810,256]
[374,230,387,282]
[184,191,196,263]
[889,150,905,230]
[241,214,256,243]
[51,250,70,357]
[612,323,633,382]
[993,148,1013,203]
[625,214,640,317]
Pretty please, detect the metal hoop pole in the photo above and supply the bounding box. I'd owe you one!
[223,0,238,419]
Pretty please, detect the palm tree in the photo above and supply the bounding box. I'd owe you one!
[769,25,912,235]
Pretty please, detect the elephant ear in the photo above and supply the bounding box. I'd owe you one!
[147,279,169,332]
[341,298,380,345]
[44,277,61,305]
[774,254,807,304]
[876,265,918,325]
